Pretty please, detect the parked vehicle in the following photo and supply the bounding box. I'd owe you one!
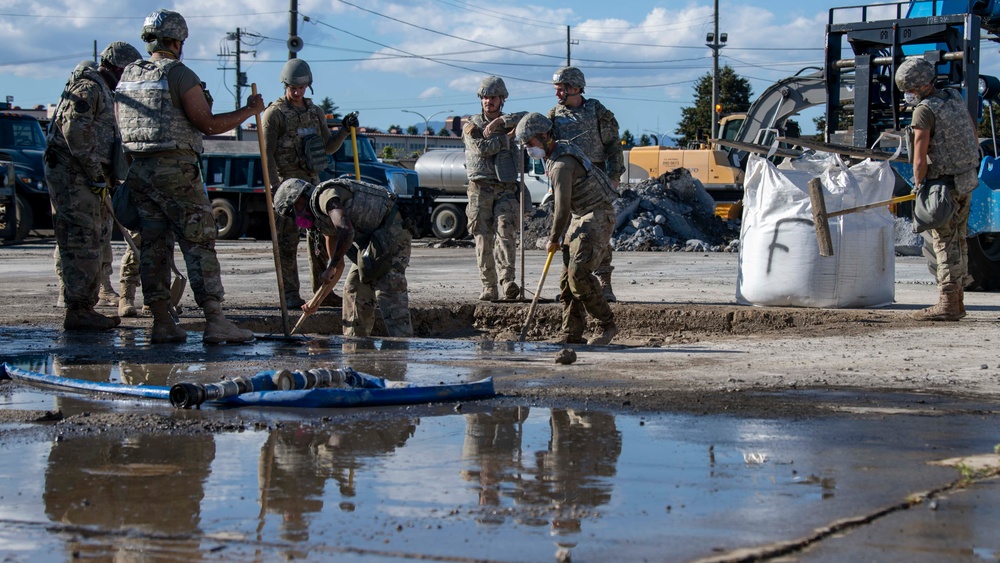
[413,148,552,239]
[0,110,48,241]
[200,134,434,240]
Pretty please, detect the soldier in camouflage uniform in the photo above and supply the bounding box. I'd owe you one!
[462,76,527,301]
[548,66,624,303]
[895,58,980,321]
[262,58,359,309]
[515,113,618,345]
[44,43,141,331]
[115,9,264,344]
[274,178,412,338]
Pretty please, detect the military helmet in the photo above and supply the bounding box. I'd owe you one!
[100,42,142,69]
[141,9,188,43]
[477,76,508,98]
[273,178,314,217]
[514,112,553,144]
[74,60,98,73]
[280,59,313,87]
[895,58,935,91]
[552,66,586,89]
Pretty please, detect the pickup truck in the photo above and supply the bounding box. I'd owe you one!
[0,111,48,241]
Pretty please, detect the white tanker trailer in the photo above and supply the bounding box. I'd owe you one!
[414,148,552,239]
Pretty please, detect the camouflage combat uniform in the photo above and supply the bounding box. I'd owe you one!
[115,58,224,307]
[311,179,412,337]
[546,141,618,340]
[261,97,337,304]
[913,88,980,286]
[462,112,526,298]
[44,64,117,311]
[548,99,623,293]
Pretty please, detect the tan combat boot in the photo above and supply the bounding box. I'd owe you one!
[97,278,120,308]
[957,286,966,319]
[479,285,498,301]
[149,300,187,343]
[202,299,254,344]
[118,281,138,318]
[911,283,962,322]
[64,306,120,331]
[598,273,616,303]
[587,321,618,346]
[502,281,520,300]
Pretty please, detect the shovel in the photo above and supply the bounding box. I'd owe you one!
[809,177,914,257]
[518,248,557,342]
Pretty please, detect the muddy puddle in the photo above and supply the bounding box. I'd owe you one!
[2,353,999,561]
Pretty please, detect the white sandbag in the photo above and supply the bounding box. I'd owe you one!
[736,153,895,308]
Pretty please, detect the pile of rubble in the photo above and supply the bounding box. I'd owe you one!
[522,168,740,252]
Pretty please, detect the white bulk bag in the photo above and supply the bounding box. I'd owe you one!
[736,153,895,308]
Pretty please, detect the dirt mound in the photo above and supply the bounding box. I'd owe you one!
[522,168,740,252]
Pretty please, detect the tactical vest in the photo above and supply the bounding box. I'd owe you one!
[47,67,117,165]
[463,113,519,182]
[918,89,980,182]
[272,98,327,176]
[116,59,203,154]
[548,141,617,215]
[310,178,395,236]
[550,99,607,164]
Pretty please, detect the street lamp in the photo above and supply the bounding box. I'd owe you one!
[706,0,727,141]
[402,109,454,153]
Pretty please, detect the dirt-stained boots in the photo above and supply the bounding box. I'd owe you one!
[118,282,138,318]
[202,299,254,344]
[911,283,963,322]
[64,306,120,331]
[149,300,187,343]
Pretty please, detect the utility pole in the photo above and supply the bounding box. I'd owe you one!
[289,0,299,60]
[705,0,727,140]
[220,29,254,140]
[565,26,577,67]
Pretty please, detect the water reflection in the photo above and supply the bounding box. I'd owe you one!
[258,416,419,543]
[43,429,215,559]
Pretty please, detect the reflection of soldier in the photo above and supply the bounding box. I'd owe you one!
[43,421,215,556]
[341,339,409,382]
[258,419,418,542]
[461,407,530,507]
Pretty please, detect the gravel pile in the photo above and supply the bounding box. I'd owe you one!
[522,168,740,252]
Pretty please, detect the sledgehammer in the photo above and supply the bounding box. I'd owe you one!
[809,177,915,257]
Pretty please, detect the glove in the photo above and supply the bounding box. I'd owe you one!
[342,112,359,129]
[89,179,108,198]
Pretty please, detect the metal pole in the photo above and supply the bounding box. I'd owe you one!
[711,0,720,140]
[289,0,299,60]
[235,29,243,141]
[566,26,571,66]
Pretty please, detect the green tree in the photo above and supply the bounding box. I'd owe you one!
[639,134,652,146]
[387,124,402,134]
[406,124,419,135]
[380,145,396,160]
[438,127,451,136]
[621,129,636,149]
[675,65,753,147]
[319,97,340,120]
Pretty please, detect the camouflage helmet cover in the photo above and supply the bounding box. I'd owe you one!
[100,41,142,68]
[477,76,508,98]
[141,10,188,43]
[280,58,313,87]
[273,178,315,217]
[895,58,935,91]
[514,112,553,144]
[74,60,98,73]
[552,66,585,89]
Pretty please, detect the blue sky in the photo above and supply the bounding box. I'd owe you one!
[0,1,977,139]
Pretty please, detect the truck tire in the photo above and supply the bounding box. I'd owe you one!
[212,198,247,240]
[921,232,1000,291]
[431,203,466,240]
[1,193,33,242]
